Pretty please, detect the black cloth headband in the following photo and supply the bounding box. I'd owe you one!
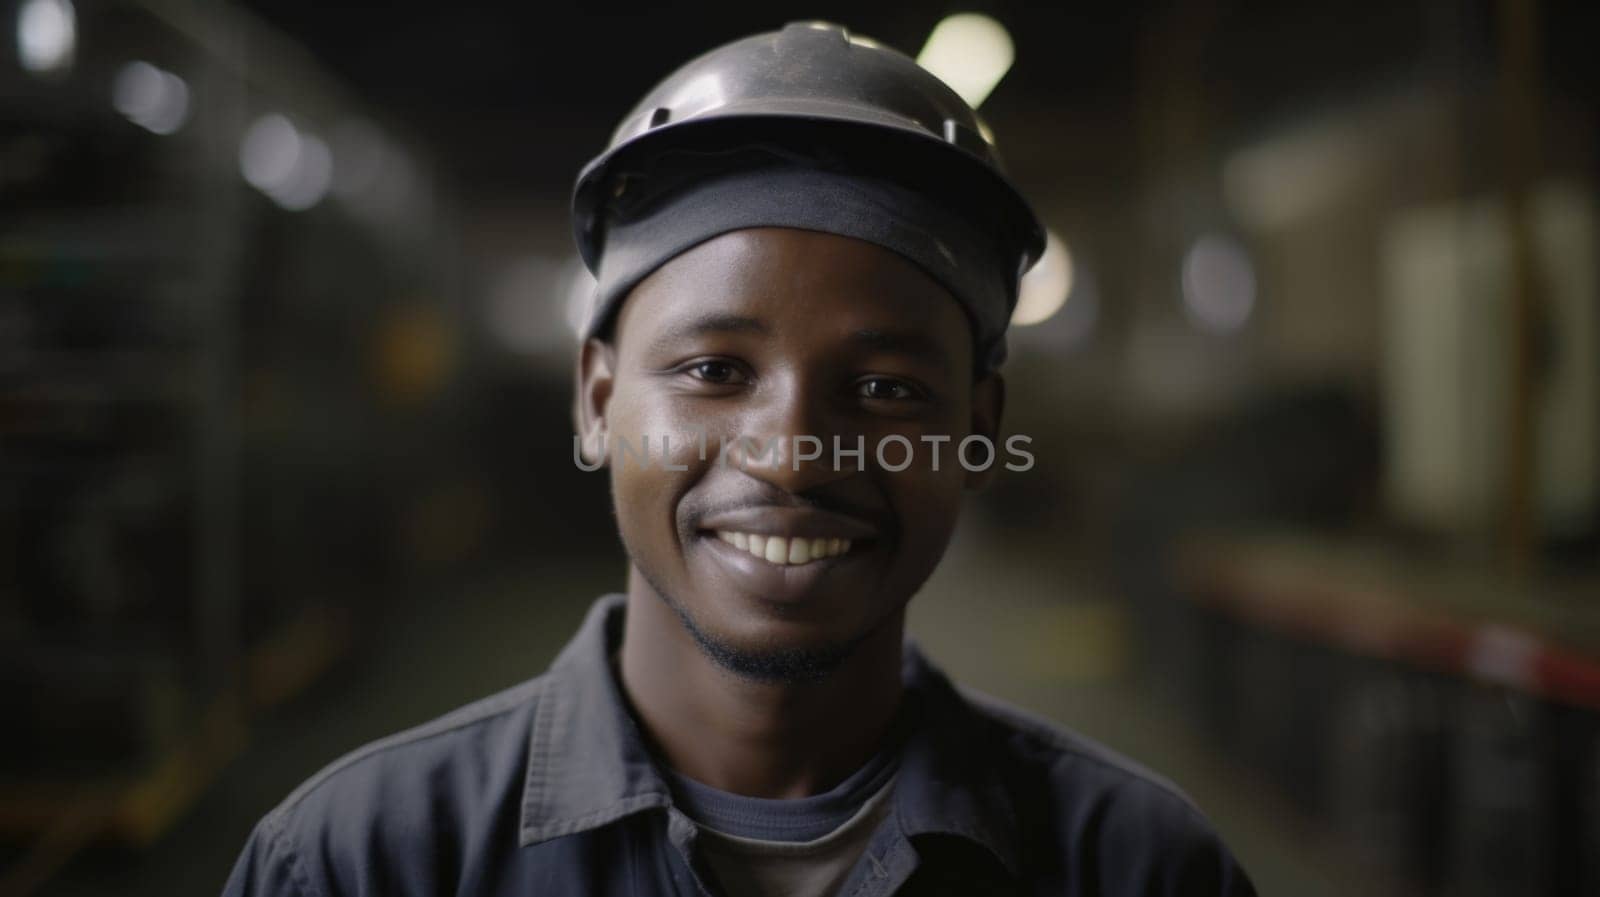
[584,149,1020,372]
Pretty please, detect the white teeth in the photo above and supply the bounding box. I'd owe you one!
[712,531,856,565]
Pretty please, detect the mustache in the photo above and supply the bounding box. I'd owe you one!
[681,478,893,531]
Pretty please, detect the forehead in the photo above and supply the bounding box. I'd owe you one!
[611,227,974,362]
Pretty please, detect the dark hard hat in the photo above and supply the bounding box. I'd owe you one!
[571,20,1045,280]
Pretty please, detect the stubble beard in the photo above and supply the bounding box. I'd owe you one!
[629,553,870,685]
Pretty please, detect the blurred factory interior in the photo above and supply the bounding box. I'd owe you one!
[2,0,1598,894]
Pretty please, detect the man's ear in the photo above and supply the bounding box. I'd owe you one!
[964,371,1005,490]
[573,338,617,468]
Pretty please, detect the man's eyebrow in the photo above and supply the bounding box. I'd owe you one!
[649,313,769,350]
[847,328,952,365]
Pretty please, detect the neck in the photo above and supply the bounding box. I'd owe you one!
[618,572,905,800]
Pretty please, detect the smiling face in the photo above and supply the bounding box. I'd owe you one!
[577,227,1003,682]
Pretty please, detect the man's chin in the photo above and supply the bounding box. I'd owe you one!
[676,603,861,684]
[631,556,877,683]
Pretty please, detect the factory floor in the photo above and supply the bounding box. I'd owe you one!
[32,517,1367,896]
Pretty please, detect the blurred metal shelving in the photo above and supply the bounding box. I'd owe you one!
[0,0,463,889]
[1176,529,1600,896]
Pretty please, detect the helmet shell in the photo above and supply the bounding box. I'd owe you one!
[572,21,1044,276]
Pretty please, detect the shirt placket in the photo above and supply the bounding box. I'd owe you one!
[664,806,725,897]
[832,812,921,897]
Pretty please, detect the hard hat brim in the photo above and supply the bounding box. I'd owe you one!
[572,112,1045,279]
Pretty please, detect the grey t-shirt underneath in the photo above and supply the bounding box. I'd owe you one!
[666,744,901,897]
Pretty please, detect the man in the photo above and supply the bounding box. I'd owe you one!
[225,21,1255,897]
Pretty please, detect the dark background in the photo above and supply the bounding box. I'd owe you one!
[3,1,1598,894]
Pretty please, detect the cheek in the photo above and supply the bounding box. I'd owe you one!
[610,390,724,475]
[607,383,673,447]
[908,466,966,532]
[881,459,966,565]
[605,386,714,550]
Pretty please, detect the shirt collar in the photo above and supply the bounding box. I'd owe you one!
[519,594,673,845]
[890,648,1023,877]
[519,593,1020,877]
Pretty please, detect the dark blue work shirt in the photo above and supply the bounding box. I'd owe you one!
[223,594,1256,896]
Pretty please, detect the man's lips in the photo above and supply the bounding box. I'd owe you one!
[696,506,881,541]
[694,530,868,604]
[709,530,854,566]
[696,505,883,569]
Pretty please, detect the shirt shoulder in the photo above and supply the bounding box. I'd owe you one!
[224,675,549,897]
[278,673,546,816]
[955,686,1257,897]
[957,684,1197,807]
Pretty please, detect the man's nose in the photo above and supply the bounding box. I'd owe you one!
[723,379,855,493]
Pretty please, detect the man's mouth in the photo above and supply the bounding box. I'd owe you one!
[695,503,881,571]
[690,505,881,605]
[710,531,855,566]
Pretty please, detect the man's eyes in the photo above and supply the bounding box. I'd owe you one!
[684,359,746,385]
[671,361,929,404]
[855,377,924,402]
